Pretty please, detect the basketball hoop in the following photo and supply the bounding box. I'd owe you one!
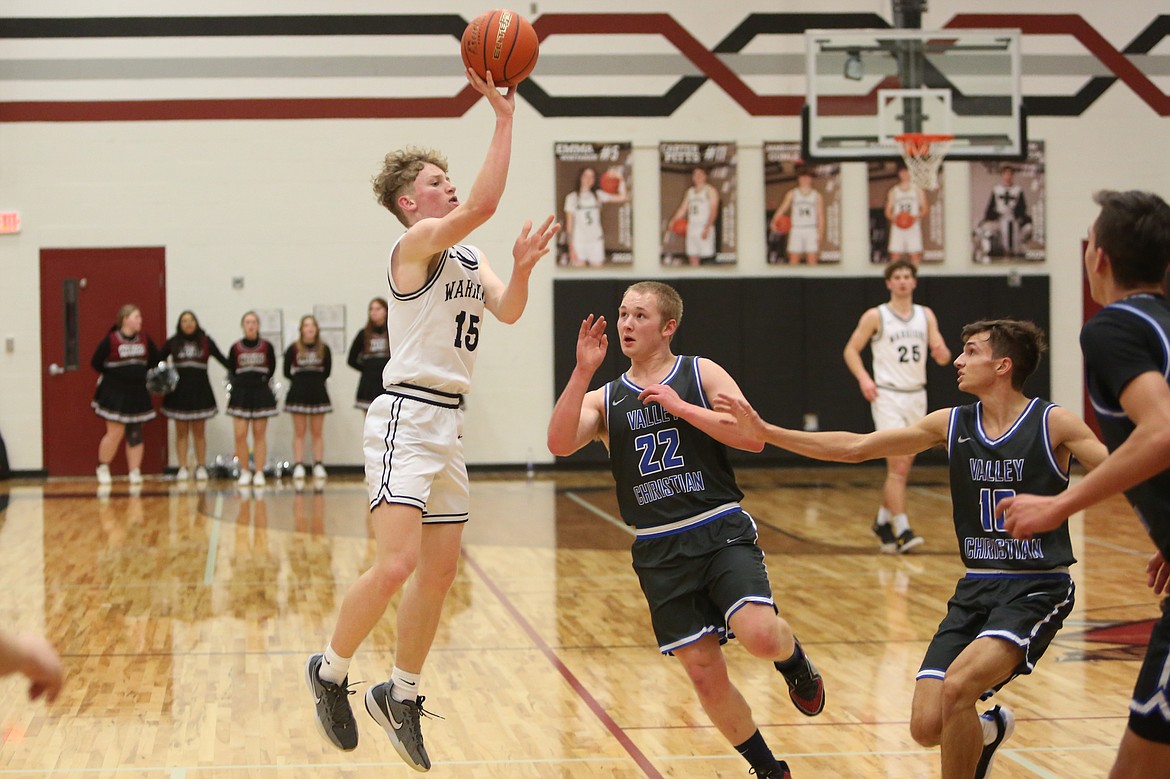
[895,133,953,191]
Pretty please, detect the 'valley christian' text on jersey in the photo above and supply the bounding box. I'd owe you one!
[948,398,1074,570]
[872,303,929,391]
[604,356,743,534]
[382,238,485,396]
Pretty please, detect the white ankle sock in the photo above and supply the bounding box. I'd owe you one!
[390,667,421,702]
[876,506,893,526]
[892,513,910,535]
[980,710,998,745]
[318,643,351,685]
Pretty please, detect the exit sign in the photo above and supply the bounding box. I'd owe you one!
[0,212,20,234]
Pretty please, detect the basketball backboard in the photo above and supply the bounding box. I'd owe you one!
[803,28,1024,161]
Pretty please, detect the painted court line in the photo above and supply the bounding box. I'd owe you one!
[461,548,663,779]
[202,492,223,585]
[565,490,635,536]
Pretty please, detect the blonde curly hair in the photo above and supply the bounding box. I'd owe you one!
[372,146,449,226]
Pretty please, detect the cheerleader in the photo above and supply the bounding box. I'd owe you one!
[284,315,332,481]
[159,310,230,481]
[225,311,277,488]
[91,304,161,485]
[346,297,390,411]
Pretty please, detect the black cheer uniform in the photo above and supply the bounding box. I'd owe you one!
[91,329,161,423]
[159,331,230,421]
[225,338,278,419]
[284,342,333,415]
[347,326,390,410]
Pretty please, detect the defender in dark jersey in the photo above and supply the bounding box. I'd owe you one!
[717,319,1107,779]
[1000,190,1170,778]
[548,281,824,779]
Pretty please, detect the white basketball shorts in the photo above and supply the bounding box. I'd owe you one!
[871,387,927,431]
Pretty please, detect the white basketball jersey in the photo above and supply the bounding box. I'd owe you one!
[565,189,604,250]
[891,184,922,219]
[382,238,486,395]
[687,186,713,231]
[791,189,819,230]
[871,304,929,391]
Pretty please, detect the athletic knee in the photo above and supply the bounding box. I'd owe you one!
[367,554,417,597]
[413,556,460,595]
[680,657,730,700]
[735,621,791,660]
[909,709,942,747]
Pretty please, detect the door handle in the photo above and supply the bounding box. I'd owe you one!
[48,363,66,376]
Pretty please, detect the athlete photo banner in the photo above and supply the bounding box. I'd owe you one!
[970,140,1046,264]
[659,142,737,267]
[553,142,633,268]
[868,160,945,264]
[763,141,841,265]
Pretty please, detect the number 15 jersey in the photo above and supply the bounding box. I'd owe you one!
[382,238,486,396]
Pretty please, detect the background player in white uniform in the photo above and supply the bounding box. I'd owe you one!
[771,168,824,265]
[844,260,951,552]
[563,166,627,267]
[670,166,719,266]
[305,68,559,771]
[886,165,929,264]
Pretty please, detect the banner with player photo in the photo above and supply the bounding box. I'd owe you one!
[659,142,737,266]
[868,161,944,264]
[763,142,841,265]
[553,142,633,267]
[970,140,1046,263]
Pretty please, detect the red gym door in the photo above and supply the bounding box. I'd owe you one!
[39,248,168,477]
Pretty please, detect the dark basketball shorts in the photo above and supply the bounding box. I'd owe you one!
[917,572,1074,692]
[1128,598,1170,744]
[631,510,776,655]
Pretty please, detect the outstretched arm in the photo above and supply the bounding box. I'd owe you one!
[713,393,948,462]
[396,70,516,265]
[481,216,560,324]
[637,358,764,453]
[1002,372,1170,538]
[548,314,609,456]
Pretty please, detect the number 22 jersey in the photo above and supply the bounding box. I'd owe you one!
[604,356,743,532]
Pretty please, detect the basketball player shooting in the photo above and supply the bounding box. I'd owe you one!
[305,66,559,771]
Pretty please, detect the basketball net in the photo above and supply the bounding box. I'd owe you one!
[895,133,953,191]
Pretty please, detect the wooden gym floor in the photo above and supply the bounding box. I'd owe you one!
[0,465,1155,777]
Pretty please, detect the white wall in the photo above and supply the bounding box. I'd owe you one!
[3,0,1168,470]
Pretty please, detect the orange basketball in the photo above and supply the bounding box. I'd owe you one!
[461,10,540,87]
[774,214,792,235]
[670,217,687,236]
[894,212,915,230]
[599,171,621,195]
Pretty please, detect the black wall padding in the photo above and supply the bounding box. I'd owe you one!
[552,275,1050,465]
